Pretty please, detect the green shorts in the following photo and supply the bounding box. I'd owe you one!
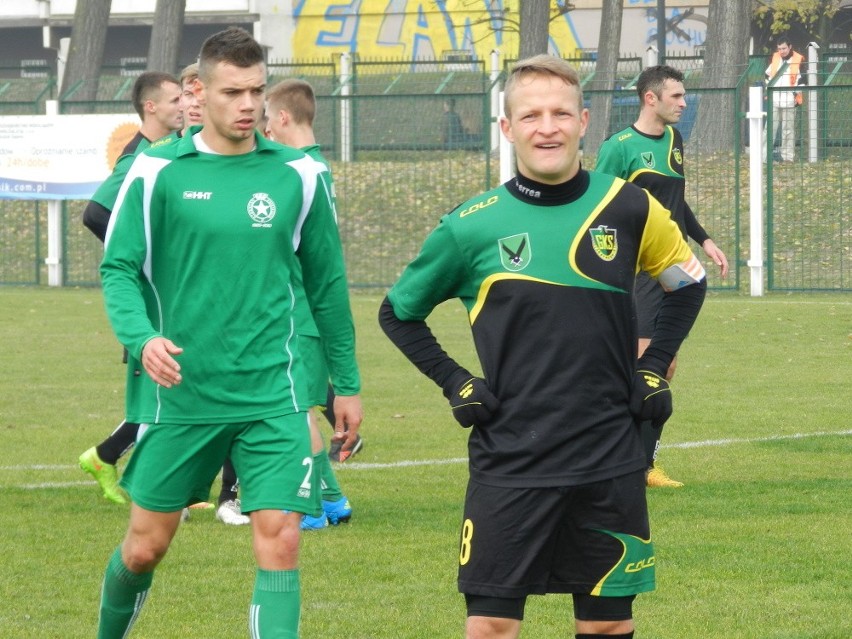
[120,413,319,516]
[297,334,329,407]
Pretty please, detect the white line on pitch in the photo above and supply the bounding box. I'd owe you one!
[5,429,850,485]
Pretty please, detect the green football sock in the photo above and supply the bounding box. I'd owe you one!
[97,547,153,639]
[249,569,300,638]
[317,450,343,502]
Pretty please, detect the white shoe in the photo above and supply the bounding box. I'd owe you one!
[216,499,250,526]
[181,508,190,522]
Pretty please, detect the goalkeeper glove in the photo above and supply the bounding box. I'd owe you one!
[629,369,672,429]
[448,377,499,428]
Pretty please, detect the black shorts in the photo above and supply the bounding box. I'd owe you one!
[457,470,655,599]
[634,270,664,339]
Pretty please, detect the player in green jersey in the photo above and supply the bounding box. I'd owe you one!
[265,78,364,464]
[78,71,184,505]
[380,55,706,639]
[96,28,362,638]
[263,78,355,530]
[596,65,728,488]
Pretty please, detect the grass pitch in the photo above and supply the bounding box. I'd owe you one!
[0,287,849,638]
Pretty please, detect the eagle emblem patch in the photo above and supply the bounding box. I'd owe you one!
[498,233,531,271]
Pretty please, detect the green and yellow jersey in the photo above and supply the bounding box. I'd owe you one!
[387,171,703,487]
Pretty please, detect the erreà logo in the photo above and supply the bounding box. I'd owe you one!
[589,225,618,261]
[247,192,277,227]
[641,151,655,169]
[498,233,531,271]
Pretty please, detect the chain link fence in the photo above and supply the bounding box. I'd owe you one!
[1,53,849,292]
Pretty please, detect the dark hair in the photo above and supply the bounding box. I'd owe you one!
[636,65,684,100]
[198,27,265,83]
[131,71,179,119]
[267,79,316,125]
[776,35,792,48]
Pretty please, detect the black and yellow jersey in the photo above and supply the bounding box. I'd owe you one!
[387,170,701,487]
[596,125,708,244]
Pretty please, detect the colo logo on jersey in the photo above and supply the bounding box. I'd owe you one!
[589,225,618,261]
[641,151,655,169]
[247,192,277,227]
[498,233,531,271]
[672,148,683,166]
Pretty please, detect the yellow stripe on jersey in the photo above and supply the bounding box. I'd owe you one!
[469,272,564,325]
[637,192,698,282]
[568,178,625,283]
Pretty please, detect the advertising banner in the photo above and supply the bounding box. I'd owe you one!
[0,114,138,200]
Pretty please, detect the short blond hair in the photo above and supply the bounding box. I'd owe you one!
[503,54,583,117]
[180,62,199,87]
[266,79,316,126]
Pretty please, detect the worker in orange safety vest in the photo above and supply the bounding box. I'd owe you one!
[763,35,807,162]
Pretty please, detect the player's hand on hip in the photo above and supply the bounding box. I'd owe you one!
[449,377,499,428]
[141,337,183,388]
[629,369,672,429]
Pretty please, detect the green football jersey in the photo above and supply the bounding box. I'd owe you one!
[290,144,335,339]
[89,132,159,211]
[101,128,359,424]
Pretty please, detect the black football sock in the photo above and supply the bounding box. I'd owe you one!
[640,418,665,468]
[96,421,141,465]
[218,457,240,504]
[322,384,336,430]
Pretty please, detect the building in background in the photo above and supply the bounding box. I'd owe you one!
[0,0,715,81]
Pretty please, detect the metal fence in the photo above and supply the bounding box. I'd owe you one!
[1,53,850,292]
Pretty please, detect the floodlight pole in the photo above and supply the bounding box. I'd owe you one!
[746,85,765,296]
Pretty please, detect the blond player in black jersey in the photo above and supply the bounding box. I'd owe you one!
[381,55,706,639]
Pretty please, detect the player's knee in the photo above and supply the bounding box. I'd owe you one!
[465,593,526,621]
[573,593,635,621]
[122,539,169,572]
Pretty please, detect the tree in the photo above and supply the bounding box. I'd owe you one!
[583,0,623,156]
[754,0,847,49]
[147,0,187,74]
[518,1,550,58]
[689,0,751,153]
[62,0,112,104]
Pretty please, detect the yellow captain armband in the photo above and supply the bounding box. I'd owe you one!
[657,254,706,292]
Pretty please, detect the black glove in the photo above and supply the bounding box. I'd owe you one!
[629,369,672,429]
[448,377,499,428]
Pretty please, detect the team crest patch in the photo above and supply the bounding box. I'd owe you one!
[498,233,531,271]
[672,148,683,166]
[589,225,618,261]
[247,193,277,227]
[641,151,655,169]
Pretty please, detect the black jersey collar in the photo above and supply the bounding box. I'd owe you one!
[507,169,590,206]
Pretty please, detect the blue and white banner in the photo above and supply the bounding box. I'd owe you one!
[0,114,138,200]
